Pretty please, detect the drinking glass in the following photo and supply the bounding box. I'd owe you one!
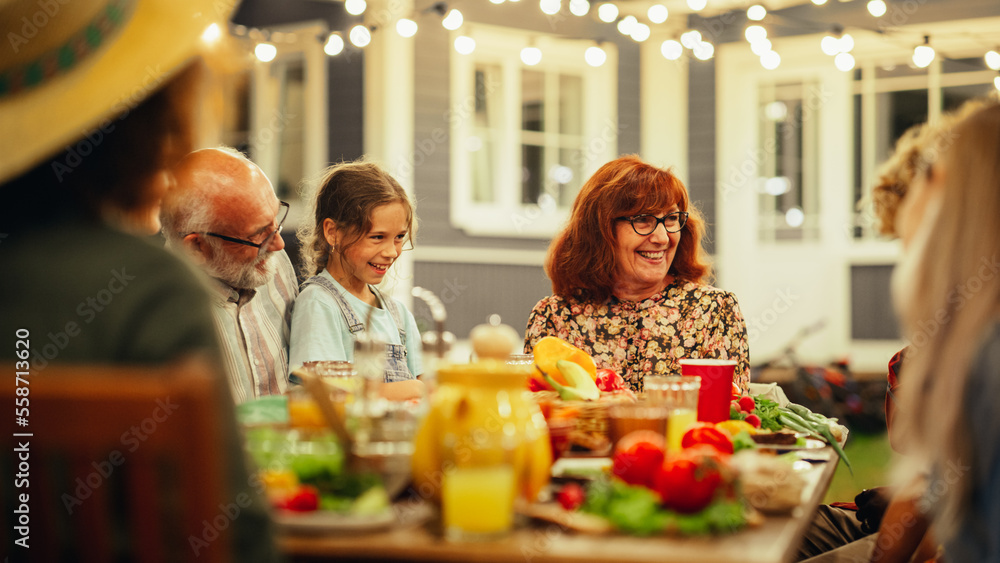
[645,375,700,452]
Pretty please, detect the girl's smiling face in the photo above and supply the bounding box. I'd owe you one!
[328,201,410,300]
[612,205,681,301]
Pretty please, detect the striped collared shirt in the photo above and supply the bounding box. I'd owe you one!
[209,251,298,404]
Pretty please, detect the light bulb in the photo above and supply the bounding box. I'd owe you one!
[490,0,505,4]
[396,18,418,38]
[201,23,221,44]
[747,5,766,21]
[821,35,839,56]
[834,52,855,71]
[811,0,827,4]
[764,176,790,195]
[597,2,618,22]
[254,43,277,62]
[764,101,787,120]
[442,9,464,30]
[648,4,668,23]
[345,0,366,15]
[866,0,886,17]
[681,30,702,49]
[630,23,651,42]
[693,41,714,60]
[750,38,771,56]
[349,25,371,47]
[985,50,1000,71]
[785,207,804,227]
[913,44,935,68]
[661,39,683,60]
[839,33,854,53]
[687,0,707,11]
[521,46,542,66]
[761,50,781,70]
[569,0,590,16]
[744,25,767,43]
[585,45,607,67]
[540,0,561,15]
[324,33,345,56]
[994,75,1000,91]
[454,36,476,55]
[617,15,637,36]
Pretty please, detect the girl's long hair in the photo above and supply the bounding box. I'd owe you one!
[545,155,711,302]
[892,100,1000,540]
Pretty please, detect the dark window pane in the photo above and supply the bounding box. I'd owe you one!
[522,70,544,132]
[521,144,543,204]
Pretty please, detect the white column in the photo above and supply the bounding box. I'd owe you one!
[364,0,416,308]
[641,26,689,183]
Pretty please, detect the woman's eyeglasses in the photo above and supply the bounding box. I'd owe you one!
[616,211,688,235]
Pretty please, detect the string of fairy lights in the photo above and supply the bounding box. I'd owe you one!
[229,0,1000,88]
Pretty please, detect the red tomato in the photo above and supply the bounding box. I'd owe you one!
[528,377,550,392]
[556,482,586,510]
[282,485,320,512]
[612,430,665,489]
[681,424,734,455]
[654,447,725,513]
[596,368,624,392]
[738,396,756,413]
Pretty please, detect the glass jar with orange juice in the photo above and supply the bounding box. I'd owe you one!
[411,359,552,540]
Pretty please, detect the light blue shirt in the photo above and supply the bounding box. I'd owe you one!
[289,270,423,377]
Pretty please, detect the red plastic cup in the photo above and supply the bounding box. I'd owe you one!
[679,359,736,423]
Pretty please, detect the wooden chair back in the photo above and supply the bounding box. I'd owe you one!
[1,360,229,563]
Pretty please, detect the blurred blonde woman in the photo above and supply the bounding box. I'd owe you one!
[890,98,1000,562]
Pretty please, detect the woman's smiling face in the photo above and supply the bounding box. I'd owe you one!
[612,205,681,300]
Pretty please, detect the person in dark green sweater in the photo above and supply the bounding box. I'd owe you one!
[0,0,281,561]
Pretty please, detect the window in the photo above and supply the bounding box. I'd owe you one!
[757,82,821,242]
[850,56,996,239]
[450,26,617,238]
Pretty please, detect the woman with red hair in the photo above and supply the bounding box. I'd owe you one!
[524,155,750,393]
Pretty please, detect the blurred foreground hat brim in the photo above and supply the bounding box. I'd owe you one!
[0,0,237,183]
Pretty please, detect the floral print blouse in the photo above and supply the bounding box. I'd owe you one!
[524,280,750,394]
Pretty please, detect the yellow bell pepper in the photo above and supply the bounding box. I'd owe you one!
[531,336,597,387]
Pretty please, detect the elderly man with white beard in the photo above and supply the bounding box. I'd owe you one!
[161,147,298,403]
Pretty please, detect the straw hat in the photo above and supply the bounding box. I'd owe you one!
[0,0,236,183]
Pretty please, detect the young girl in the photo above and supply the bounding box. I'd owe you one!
[290,161,424,401]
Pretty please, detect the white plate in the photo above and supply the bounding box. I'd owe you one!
[275,509,396,534]
[755,438,826,453]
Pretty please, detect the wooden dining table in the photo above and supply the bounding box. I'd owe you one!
[278,446,841,563]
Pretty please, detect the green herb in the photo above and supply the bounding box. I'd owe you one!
[581,476,746,536]
[731,430,757,453]
[751,396,784,432]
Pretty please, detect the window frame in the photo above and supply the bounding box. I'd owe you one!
[449,25,618,238]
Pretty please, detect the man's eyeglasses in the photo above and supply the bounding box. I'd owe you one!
[616,211,689,235]
[196,201,290,257]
